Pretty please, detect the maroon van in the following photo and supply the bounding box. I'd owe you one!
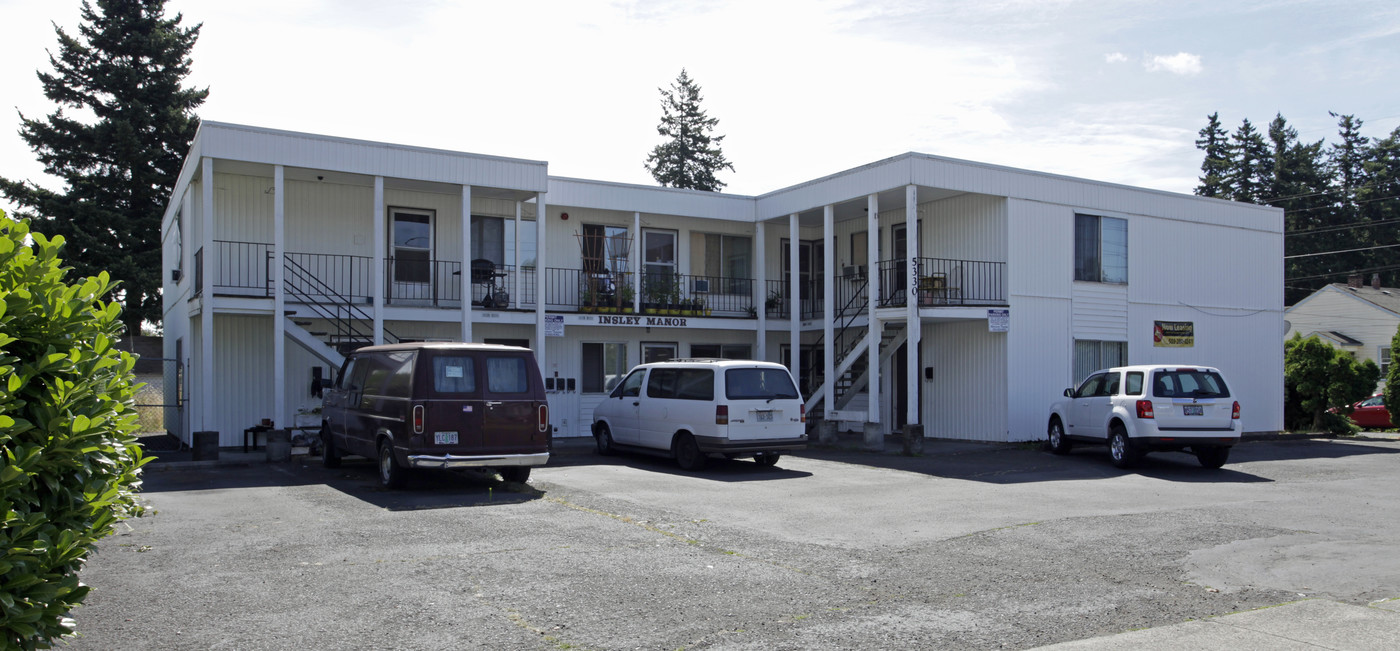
[321,342,550,488]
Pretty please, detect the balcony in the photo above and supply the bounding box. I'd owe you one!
[875,257,1006,308]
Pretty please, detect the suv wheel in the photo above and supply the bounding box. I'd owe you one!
[499,466,531,483]
[754,453,780,467]
[1047,418,1071,455]
[1194,446,1230,469]
[1108,425,1140,469]
[378,439,406,489]
[595,423,615,456]
[674,432,708,471]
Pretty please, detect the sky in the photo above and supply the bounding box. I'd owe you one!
[2,0,1398,216]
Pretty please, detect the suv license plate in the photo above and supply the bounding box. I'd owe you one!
[756,411,774,423]
[435,431,459,445]
[1183,405,1204,416]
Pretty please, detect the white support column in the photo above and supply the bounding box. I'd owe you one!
[372,177,385,345]
[905,184,920,429]
[200,158,215,434]
[273,165,286,429]
[461,184,473,342]
[513,201,522,310]
[755,220,766,360]
[865,193,880,425]
[535,194,548,374]
[822,204,835,415]
[632,211,642,314]
[788,213,800,381]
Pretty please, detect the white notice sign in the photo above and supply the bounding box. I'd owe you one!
[988,309,1009,332]
[545,314,565,337]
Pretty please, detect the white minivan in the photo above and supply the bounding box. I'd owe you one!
[591,359,807,470]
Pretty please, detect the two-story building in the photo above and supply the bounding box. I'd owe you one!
[160,122,1285,449]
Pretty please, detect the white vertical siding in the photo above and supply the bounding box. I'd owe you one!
[1006,295,1074,440]
[922,320,1009,441]
[920,194,1007,262]
[212,314,275,446]
[1072,283,1129,340]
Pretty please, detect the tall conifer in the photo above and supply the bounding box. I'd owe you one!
[0,0,207,333]
[644,69,735,192]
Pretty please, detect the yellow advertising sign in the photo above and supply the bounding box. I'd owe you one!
[1153,320,1194,347]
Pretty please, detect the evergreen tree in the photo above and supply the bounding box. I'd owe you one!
[644,69,734,192]
[1226,118,1272,203]
[0,0,207,334]
[1267,114,1339,304]
[1194,112,1232,198]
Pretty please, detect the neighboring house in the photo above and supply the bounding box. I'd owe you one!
[1285,274,1399,380]
[160,122,1285,448]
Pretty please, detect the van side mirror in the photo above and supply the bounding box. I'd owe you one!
[1063,388,1075,398]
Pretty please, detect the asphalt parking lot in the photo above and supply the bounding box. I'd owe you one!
[66,436,1400,650]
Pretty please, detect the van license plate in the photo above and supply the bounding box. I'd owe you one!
[756,411,774,423]
[1183,405,1203,416]
[435,431,459,445]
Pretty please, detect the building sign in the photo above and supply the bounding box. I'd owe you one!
[1154,320,1194,347]
[596,314,690,328]
[988,309,1009,332]
[545,314,565,337]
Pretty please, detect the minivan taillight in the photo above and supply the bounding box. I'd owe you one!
[716,405,729,425]
[413,404,424,434]
[538,404,549,432]
[800,404,806,423]
[1136,400,1154,419]
[1232,401,1240,420]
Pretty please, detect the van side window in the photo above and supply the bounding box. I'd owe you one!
[361,354,395,396]
[432,355,476,393]
[486,356,529,393]
[675,369,714,401]
[646,368,678,398]
[614,369,645,398]
[382,351,416,397]
[339,358,361,390]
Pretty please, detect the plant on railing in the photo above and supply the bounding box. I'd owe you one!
[580,287,596,313]
[618,283,635,314]
[766,289,783,313]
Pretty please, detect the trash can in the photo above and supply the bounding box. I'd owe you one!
[193,431,220,461]
[265,429,291,462]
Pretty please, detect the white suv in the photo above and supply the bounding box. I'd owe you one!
[1046,364,1240,468]
[591,359,807,470]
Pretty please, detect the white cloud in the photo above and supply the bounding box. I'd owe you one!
[1105,52,1129,63]
[1144,52,1203,75]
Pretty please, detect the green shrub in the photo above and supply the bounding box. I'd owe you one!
[1284,332,1380,434]
[0,213,147,649]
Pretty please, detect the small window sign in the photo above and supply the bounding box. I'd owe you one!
[988,309,1009,332]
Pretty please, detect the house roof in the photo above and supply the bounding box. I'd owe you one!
[1330,283,1400,316]
[1310,330,1365,347]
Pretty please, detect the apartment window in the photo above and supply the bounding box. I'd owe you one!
[471,216,505,265]
[1073,339,1127,383]
[1074,214,1127,283]
[690,344,752,360]
[582,342,628,393]
[691,233,752,294]
[850,231,867,272]
[642,342,677,364]
[582,224,631,275]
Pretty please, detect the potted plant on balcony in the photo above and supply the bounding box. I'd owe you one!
[618,284,635,314]
[765,289,784,315]
[580,287,596,313]
[667,273,684,315]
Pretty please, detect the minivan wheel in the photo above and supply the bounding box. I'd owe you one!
[595,423,615,456]
[1108,426,1140,469]
[378,439,406,489]
[499,466,531,483]
[754,453,780,467]
[1047,418,1071,455]
[1194,446,1230,469]
[321,425,341,469]
[674,433,708,471]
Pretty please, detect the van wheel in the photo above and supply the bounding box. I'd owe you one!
[1047,418,1071,455]
[378,439,406,489]
[499,466,531,483]
[674,433,708,471]
[1108,425,1140,469]
[754,453,780,467]
[1194,446,1230,469]
[321,425,341,469]
[595,423,615,456]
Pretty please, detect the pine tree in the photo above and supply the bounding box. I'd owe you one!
[644,69,734,192]
[1226,118,1272,203]
[1266,114,1337,304]
[0,0,208,334]
[1194,112,1232,198]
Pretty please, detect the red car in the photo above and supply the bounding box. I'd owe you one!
[1346,393,1393,429]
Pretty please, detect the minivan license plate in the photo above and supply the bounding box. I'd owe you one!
[1183,405,1203,416]
[756,411,774,423]
[435,431,459,445]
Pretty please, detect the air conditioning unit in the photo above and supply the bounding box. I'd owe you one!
[692,278,710,293]
[842,266,856,278]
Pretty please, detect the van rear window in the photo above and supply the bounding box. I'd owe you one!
[486,356,530,393]
[433,356,476,393]
[725,368,800,400]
